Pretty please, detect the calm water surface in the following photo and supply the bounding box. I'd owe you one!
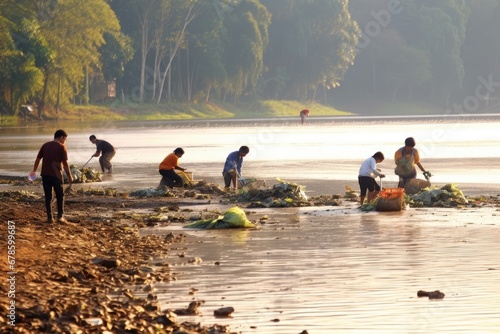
[1,117,500,195]
[2,117,500,332]
[141,204,500,333]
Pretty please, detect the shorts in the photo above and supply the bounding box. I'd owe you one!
[358,176,380,196]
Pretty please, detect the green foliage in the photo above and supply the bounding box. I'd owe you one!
[33,100,350,122]
[395,0,469,107]
[220,0,271,99]
[39,0,121,108]
[0,15,46,114]
[260,0,360,101]
[2,0,500,118]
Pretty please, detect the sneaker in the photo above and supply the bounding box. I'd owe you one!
[57,217,68,223]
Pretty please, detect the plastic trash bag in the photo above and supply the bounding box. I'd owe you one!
[411,184,467,206]
[129,188,167,197]
[184,207,256,229]
[67,164,102,183]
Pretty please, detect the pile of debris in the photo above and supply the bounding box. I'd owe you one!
[410,184,468,207]
[234,178,309,208]
[69,165,102,183]
[129,180,225,198]
[0,190,40,202]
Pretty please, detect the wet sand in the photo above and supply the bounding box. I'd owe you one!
[141,200,500,333]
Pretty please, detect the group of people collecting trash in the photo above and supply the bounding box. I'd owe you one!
[358,136,430,205]
[158,145,250,191]
[31,127,428,224]
[31,129,251,224]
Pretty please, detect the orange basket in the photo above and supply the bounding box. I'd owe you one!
[379,188,405,199]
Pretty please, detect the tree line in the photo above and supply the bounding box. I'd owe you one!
[1,0,499,118]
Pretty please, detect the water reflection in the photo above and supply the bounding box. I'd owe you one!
[1,119,500,196]
[151,206,500,333]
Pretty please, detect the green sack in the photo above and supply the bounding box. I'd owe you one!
[395,148,415,177]
[184,207,256,229]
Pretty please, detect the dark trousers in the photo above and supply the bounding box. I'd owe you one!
[99,150,115,172]
[223,171,232,188]
[42,175,64,219]
[397,169,417,188]
[159,169,184,188]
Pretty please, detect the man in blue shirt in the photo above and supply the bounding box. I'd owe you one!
[222,146,250,190]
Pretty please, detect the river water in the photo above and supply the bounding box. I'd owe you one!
[1,115,500,195]
[1,115,500,332]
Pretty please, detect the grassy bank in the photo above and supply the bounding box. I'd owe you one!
[5,99,493,126]
[2,100,352,125]
[71,100,354,121]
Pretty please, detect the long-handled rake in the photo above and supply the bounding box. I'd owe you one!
[81,156,93,169]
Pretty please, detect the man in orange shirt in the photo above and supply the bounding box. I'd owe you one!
[158,147,186,189]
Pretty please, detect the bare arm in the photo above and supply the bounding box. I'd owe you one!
[416,162,426,173]
[32,158,41,173]
[62,160,73,183]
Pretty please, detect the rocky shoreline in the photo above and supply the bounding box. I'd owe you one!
[1,175,499,333]
[0,194,236,333]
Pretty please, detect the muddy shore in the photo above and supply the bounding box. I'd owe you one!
[1,175,499,333]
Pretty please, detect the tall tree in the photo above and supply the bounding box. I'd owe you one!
[183,3,227,102]
[155,0,199,104]
[216,0,271,101]
[25,0,123,115]
[261,0,359,101]
[396,0,470,108]
[0,1,47,115]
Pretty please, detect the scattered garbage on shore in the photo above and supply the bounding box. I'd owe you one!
[409,183,468,207]
[417,290,446,299]
[184,206,256,229]
[69,164,102,183]
[360,183,474,211]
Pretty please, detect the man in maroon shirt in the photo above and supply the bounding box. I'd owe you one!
[31,129,73,223]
